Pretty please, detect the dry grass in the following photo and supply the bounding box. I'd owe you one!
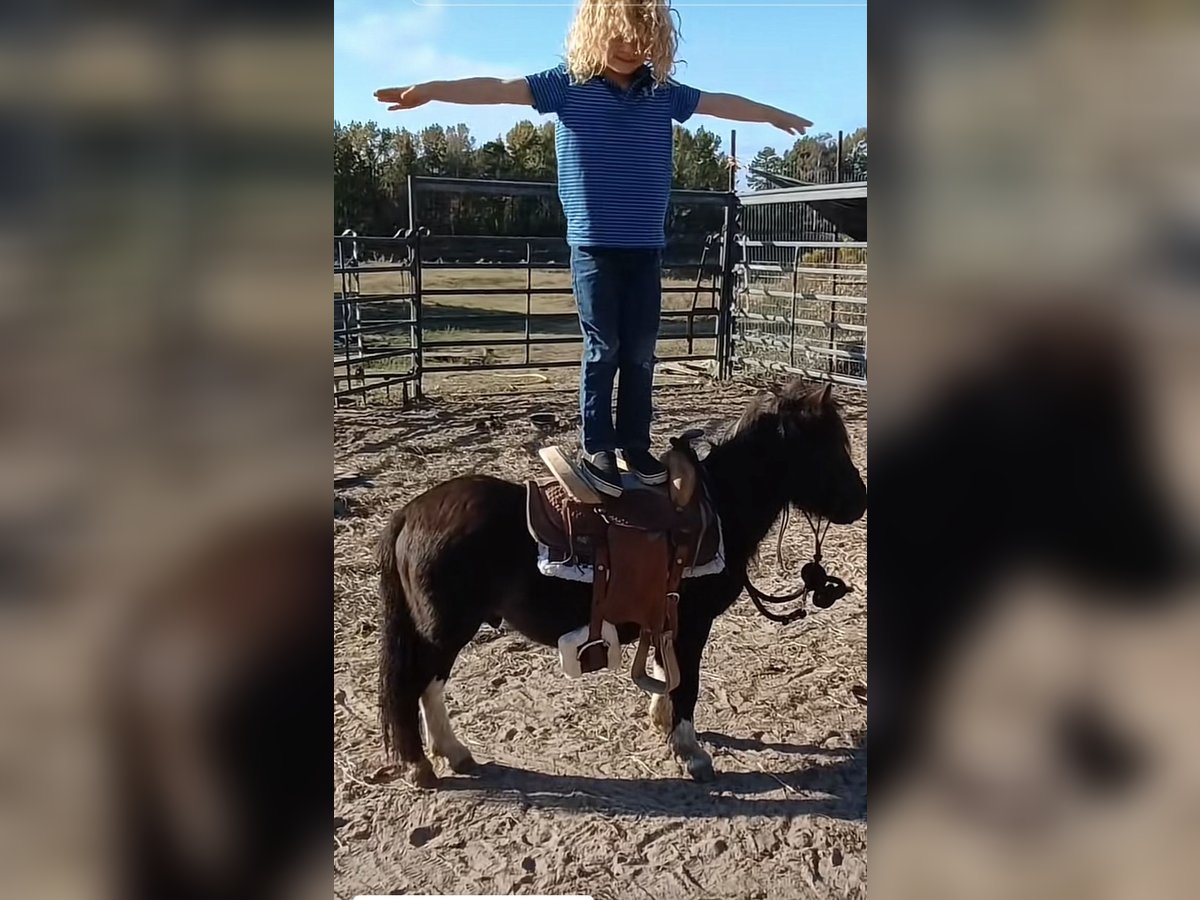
[334,380,867,899]
[336,266,720,314]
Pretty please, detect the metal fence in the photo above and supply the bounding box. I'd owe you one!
[334,230,422,403]
[334,176,866,401]
[731,182,868,387]
[402,176,732,381]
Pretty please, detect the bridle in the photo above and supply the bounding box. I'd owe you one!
[744,505,853,624]
[676,428,854,625]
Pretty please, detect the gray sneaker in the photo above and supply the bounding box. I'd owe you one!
[580,450,624,497]
[617,448,668,486]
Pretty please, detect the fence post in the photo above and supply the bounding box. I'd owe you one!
[716,129,739,379]
[728,129,737,192]
[335,234,349,396]
[828,243,840,381]
[716,191,739,380]
[790,245,799,369]
[524,240,532,367]
[407,174,424,402]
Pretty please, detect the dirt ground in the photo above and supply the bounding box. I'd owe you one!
[334,379,868,900]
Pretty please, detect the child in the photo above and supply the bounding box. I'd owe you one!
[377,0,811,497]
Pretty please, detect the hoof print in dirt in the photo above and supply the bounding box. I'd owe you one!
[408,824,441,847]
[364,764,399,784]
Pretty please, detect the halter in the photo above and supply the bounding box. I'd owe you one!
[744,506,853,624]
[675,428,854,625]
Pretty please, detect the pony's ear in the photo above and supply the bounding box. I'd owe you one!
[818,383,834,409]
[778,377,808,402]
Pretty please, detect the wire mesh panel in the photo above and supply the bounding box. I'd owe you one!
[333,231,420,403]
[731,184,867,387]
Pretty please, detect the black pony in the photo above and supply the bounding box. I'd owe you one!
[378,380,867,787]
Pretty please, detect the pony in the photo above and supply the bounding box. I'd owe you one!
[378,380,867,787]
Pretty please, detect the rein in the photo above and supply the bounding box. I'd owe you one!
[681,430,854,626]
[744,507,846,623]
[748,511,825,624]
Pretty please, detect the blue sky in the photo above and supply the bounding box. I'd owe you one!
[334,1,866,164]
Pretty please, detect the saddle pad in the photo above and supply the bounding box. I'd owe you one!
[535,526,726,583]
[527,481,604,556]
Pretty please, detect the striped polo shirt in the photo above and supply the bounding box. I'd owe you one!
[525,64,701,248]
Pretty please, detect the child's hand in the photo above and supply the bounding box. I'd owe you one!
[374,85,430,111]
[770,111,813,135]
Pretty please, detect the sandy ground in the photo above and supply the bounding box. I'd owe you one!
[334,379,868,900]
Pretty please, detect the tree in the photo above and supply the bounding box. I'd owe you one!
[417,125,448,175]
[747,146,787,191]
[444,124,476,178]
[476,138,512,179]
[842,127,867,180]
[334,120,387,232]
[505,121,549,179]
[379,128,418,199]
[334,116,864,235]
[672,125,727,190]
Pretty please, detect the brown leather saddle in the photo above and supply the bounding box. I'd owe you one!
[526,447,721,694]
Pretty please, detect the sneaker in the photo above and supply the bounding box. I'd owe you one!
[617,448,668,486]
[580,450,624,497]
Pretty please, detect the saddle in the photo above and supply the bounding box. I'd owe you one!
[526,446,721,695]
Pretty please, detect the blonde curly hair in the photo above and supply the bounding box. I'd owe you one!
[565,0,680,86]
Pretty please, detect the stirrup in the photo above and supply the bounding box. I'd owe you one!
[630,632,681,695]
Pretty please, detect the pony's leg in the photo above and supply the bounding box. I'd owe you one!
[665,617,716,782]
[648,657,674,734]
[389,682,439,789]
[420,676,477,774]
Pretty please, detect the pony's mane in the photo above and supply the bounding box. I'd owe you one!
[729,382,848,449]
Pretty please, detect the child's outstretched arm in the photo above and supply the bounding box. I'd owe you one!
[375,78,532,111]
[695,92,813,135]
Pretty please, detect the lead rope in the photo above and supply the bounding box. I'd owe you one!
[745,508,836,623]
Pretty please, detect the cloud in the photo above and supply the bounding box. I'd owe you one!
[335,0,521,83]
[335,1,443,64]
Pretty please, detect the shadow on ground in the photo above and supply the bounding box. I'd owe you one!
[437,731,866,821]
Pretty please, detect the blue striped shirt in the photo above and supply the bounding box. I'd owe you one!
[525,64,701,248]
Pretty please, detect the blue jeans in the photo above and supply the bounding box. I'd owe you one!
[571,246,662,454]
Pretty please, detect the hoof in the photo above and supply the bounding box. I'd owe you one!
[407,759,440,789]
[686,755,716,782]
[447,751,479,774]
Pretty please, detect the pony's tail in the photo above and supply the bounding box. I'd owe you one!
[377,508,414,761]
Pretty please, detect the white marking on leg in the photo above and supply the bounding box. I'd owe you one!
[669,719,701,755]
[669,719,715,781]
[420,679,475,771]
[648,659,674,734]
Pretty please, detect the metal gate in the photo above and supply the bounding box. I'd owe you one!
[334,230,422,403]
[730,182,867,387]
